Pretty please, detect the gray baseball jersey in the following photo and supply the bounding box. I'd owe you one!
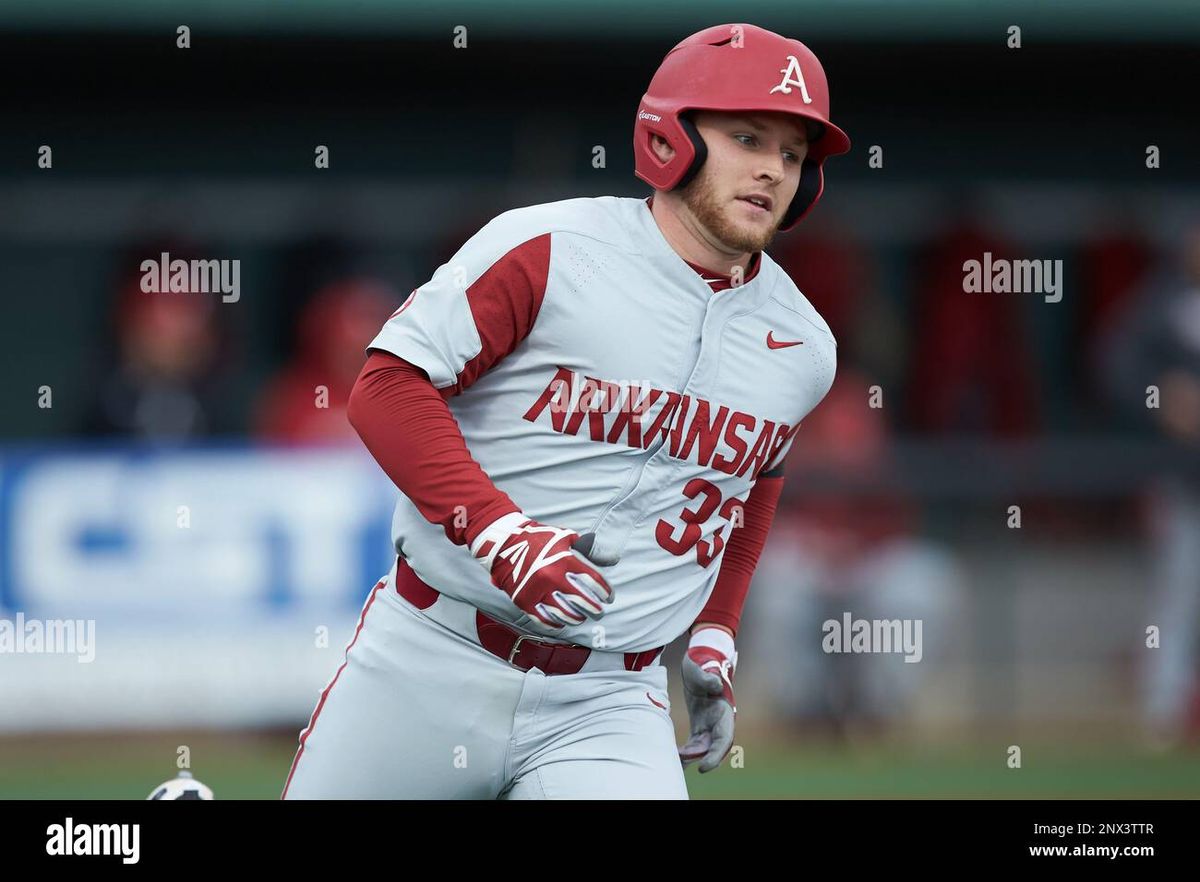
[367,195,836,651]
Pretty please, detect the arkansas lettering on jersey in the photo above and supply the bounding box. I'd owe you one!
[523,368,801,480]
[368,196,836,651]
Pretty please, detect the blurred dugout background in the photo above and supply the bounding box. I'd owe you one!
[2,0,1200,798]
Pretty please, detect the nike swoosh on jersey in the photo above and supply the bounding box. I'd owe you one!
[766,331,804,349]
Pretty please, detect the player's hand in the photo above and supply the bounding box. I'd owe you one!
[469,512,615,629]
[678,627,737,773]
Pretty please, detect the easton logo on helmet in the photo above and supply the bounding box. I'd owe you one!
[768,55,814,103]
[638,110,662,122]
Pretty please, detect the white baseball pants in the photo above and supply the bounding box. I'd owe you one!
[282,569,688,799]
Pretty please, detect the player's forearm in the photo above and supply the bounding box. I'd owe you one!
[690,472,785,638]
[347,350,521,546]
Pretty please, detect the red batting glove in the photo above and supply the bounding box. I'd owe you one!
[470,512,615,630]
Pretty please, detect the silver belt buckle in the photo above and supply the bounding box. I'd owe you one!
[507,631,575,666]
[508,632,544,665]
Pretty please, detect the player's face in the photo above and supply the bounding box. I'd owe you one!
[681,111,808,253]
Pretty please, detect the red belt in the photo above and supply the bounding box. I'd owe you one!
[393,557,663,676]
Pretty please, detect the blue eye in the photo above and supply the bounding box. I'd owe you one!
[737,133,801,163]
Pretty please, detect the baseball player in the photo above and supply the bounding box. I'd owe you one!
[283,22,850,799]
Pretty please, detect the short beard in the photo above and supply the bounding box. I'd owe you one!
[680,169,781,255]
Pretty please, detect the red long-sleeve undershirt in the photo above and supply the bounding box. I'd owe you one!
[346,351,521,547]
[346,348,784,637]
[691,471,783,639]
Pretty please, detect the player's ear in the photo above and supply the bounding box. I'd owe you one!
[650,133,675,163]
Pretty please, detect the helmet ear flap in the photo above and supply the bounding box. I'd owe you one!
[672,113,708,191]
[782,157,824,231]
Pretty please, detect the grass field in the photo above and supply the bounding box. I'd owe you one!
[2,730,1198,799]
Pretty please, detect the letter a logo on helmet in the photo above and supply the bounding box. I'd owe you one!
[769,56,814,103]
[633,23,851,231]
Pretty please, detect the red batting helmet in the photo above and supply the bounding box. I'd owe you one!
[634,23,851,231]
